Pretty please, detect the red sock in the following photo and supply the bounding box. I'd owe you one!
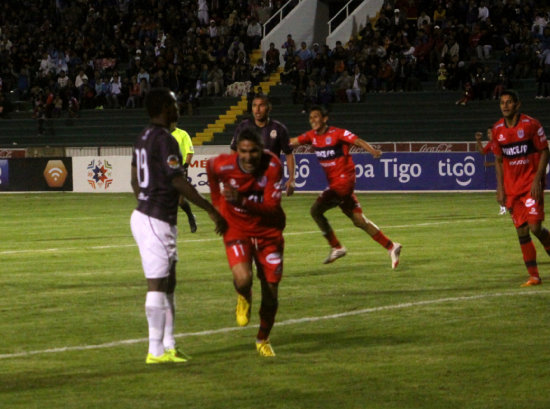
[372,230,393,250]
[324,230,341,248]
[256,301,278,341]
[519,235,539,278]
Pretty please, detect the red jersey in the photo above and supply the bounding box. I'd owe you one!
[297,126,358,190]
[492,114,547,197]
[482,140,495,155]
[207,151,285,237]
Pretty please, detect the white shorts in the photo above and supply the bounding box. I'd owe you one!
[130,210,178,279]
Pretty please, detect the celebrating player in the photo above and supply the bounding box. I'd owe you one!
[130,88,226,364]
[231,94,296,196]
[289,105,402,267]
[491,89,550,287]
[208,128,286,357]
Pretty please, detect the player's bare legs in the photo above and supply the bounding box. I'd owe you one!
[256,279,278,356]
[310,199,347,263]
[348,211,402,269]
[232,262,253,326]
[529,221,550,256]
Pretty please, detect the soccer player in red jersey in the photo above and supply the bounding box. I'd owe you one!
[207,128,286,357]
[491,89,550,287]
[289,105,402,268]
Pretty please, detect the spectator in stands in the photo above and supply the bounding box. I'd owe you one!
[126,75,141,108]
[246,16,262,52]
[346,64,367,102]
[250,58,266,86]
[227,36,246,62]
[281,34,296,53]
[265,42,281,74]
[296,41,313,71]
[108,73,122,109]
[417,10,431,29]
[291,68,308,105]
[197,0,209,25]
[207,63,224,96]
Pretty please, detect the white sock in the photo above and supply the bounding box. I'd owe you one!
[145,291,167,357]
[163,292,176,350]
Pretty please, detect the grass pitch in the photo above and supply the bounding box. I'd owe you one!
[1,192,549,409]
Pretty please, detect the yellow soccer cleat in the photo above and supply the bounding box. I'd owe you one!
[236,294,251,326]
[165,347,190,362]
[146,349,188,364]
[256,339,276,357]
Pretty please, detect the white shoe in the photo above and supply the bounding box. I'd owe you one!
[323,247,347,264]
[389,243,402,269]
[499,206,506,215]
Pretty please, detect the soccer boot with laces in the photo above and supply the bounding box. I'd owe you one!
[146,351,187,364]
[323,246,347,264]
[389,242,402,269]
[256,339,276,357]
[236,294,251,326]
[520,277,542,287]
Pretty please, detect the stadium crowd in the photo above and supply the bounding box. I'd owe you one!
[0,0,548,119]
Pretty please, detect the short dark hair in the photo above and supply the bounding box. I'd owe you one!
[309,104,329,117]
[252,93,271,109]
[237,127,263,148]
[145,87,173,118]
[500,89,520,103]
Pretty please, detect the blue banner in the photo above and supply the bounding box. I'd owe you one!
[283,153,503,191]
[0,160,8,187]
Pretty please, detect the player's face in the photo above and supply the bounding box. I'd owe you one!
[309,110,328,133]
[237,139,262,173]
[252,98,269,123]
[499,94,520,121]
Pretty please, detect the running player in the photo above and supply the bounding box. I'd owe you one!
[208,128,286,357]
[289,105,402,267]
[231,94,296,196]
[130,88,226,364]
[491,89,550,287]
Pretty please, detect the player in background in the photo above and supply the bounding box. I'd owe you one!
[475,128,507,215]
[289,105,402,267]
[231,94,296,196]
[208,128,286,357]
[492,89,550,287]
[130,88,226,364]
[171,123,198,232]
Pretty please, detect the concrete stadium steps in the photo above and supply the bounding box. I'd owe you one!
[0,96,241,147]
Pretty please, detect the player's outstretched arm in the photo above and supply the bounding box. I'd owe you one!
[354,138,382,158]
[172,175,227,235]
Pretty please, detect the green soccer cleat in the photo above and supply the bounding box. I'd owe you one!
[256,339,276,357]
[236,294,251,327]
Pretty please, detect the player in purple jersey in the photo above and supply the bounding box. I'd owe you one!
[230,94,296,196]
[130,88,226,364]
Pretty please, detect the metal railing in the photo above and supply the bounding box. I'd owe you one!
[327,0,363,34]
[262,0,303,37]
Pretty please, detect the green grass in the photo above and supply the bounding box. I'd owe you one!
[1,192,549,409]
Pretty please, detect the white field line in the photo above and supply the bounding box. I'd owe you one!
[0,290,547,360]
[0,219,484,256]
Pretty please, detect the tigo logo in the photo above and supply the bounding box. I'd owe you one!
[43,160,67,187]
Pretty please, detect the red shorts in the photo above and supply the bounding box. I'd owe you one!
[317,186,362,218]
[224,233,284,284]
[508,193,545,228]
